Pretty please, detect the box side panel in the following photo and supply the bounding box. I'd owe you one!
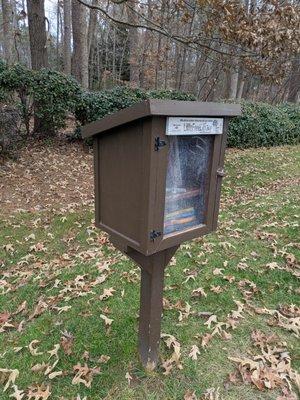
[96,120,144,247]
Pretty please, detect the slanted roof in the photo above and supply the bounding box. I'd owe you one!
[81,99,241,139]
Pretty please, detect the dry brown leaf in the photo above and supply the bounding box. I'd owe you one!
[0,312,11,325]
[99,287,115,301]
[60,331,74,355]
[210,285,224,294]
[31,363,48,373]
[189,345,200,360]
[9,385,25,400]
[184,390,198,400]
[3,244,14,253]
[27,385,51,400]
[100,314,113,326]
[98,355,110,364]
[47,344,60,359]
[161,333,182,373]
[201,333,213,348]
[201,387,221,400]
[0,369,19,392]
[191,287,207,298]
[204,315,217,329]
[72,363,100,388]
[213,268,224,276]
[48,370,63,379]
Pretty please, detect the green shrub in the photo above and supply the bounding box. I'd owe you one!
[0,62,81,135]
[75,87,196,126]
[75,86,148,125]
[0,60,299,148]
[147,89,196,101]
[0,63,35,133]
[228,101,300,148]
[33,69,81,133]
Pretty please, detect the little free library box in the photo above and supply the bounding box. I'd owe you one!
[82,99,241,369]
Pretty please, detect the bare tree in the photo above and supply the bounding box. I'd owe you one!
[127,1,140,86]
[26,0,48,70]
[26,0,49,134]
[1,0,14,64]
[227,68,239,100]
[63,0,72,74]
[287,55,300,103]
[87,0,97,56]
[71,0,88,88]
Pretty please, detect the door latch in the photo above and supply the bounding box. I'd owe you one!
[154,137,166,151]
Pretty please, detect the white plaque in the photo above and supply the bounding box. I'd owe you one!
[166,117,223,136]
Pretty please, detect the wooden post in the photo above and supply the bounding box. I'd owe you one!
[126,246,178,370]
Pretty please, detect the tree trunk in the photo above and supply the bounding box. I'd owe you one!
[227,68,239,100]
[56,0,60,69]
[236,70,245,100]
[87,0,97,57]
[71,0,88,88]
[26,0,49,135]
[1,0,14,64]
[287,55,300,103]
[26,0,48,70]
[63,0,72,74]
[127,1,140,87]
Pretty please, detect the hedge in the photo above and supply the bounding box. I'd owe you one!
[74,87,196,125]
[0,61,299,149]
[228,101,300,148]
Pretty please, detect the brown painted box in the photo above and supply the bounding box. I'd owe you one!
[82,99,241,256]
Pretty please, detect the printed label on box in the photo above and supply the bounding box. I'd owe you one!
[166,117,223,135]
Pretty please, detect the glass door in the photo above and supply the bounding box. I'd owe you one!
[163,135,213,236]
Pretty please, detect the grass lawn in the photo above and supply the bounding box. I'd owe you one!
[0,144,299,400]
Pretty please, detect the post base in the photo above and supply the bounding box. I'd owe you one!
[126,246,178,369]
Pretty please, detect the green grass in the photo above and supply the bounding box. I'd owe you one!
[0,145,299,400]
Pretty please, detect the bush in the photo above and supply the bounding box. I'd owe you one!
[0,62,81,135]
[147,89,196,101]
[0,63,35,133]
[75,87,196,126]
[32,69,81,133]
[228,101,300,148]
[75,86,148,126]
[0,61,299,148]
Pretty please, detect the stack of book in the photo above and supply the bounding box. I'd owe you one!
[164,188,200,235]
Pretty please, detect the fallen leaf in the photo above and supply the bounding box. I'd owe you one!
[27,385,51,400]
[48,370,63,379]
[0,369,19,392]
[204,315,217,329]
[9,385,24,400]
[47,344,60,359]
[189,345,200,360]
[184,389,198,400]
[191,287,207,298]
[60,331,74,355]
[100,314,113,326]
[99,287,115,301]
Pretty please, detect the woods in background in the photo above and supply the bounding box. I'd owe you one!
[0,0,300,103]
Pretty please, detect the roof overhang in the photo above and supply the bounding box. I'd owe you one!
[81,99,242,139]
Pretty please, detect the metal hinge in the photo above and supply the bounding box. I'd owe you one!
[150,230,162,241]
[154,137,166,151]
